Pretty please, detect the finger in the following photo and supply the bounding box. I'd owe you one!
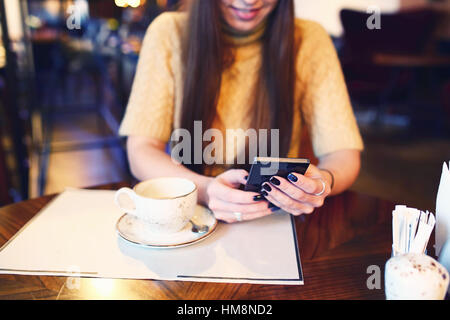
[213,208,274,223]
[269,176,324,208]
[261,183,315,215]
[220,169,249,187]
[260,193,286,214]
[263,193,308,216]
[212,211,237,224]
[208,198,271,214]
[243,207,275,220]
[212,183,260,204]
[287,173,327,195]
[304,163,321,177]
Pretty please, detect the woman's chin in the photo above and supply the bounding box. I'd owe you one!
[226,19,263,32]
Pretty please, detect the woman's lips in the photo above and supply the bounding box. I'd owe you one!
[231,7,261,21]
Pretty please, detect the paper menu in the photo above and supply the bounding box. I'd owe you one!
[436,161,450,256]
[0,189,303,285]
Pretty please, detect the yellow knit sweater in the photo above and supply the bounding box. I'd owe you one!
[119,12,364,176]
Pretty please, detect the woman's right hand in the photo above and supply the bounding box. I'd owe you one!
[205,169,275,223]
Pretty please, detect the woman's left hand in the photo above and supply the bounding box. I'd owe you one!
[260,164,332,216]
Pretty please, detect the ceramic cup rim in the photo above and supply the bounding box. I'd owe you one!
[133,177,197,200]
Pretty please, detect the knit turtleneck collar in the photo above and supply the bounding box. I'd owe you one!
[222,19,267,46]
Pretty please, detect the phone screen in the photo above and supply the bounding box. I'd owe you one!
[244,157,310,192]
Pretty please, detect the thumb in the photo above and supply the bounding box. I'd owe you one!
[305,164,322,179]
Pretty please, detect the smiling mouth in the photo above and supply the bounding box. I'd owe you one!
[230,6,263,21]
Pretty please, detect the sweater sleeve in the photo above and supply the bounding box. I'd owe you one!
[297,20,364,157]
[118,13,176,142]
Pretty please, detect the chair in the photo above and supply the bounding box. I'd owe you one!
[340,9,438,117]
[341,9,437,58]
[0,141,12,206]
[442,82,450,127]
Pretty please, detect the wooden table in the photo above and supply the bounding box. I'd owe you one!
[0,182,399,300]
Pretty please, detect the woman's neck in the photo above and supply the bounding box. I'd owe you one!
[222,19,267,46]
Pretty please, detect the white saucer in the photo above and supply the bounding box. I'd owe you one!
[116,205,217,248]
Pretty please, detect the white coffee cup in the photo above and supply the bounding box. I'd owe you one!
[114,177,198,234]
[385,253,449,300]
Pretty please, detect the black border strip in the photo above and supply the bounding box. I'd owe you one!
[177,275,301,281]
[291,214,303,281]
[177,214,303,283]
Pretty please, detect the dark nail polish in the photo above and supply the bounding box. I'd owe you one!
[288,173,298,182]
[261,190,268,197]
[244,175,248,180]
[262,183,272,192]
[270,177,280,186]
[253,195,263,201]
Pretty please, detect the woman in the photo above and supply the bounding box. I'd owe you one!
[119,0,364,223]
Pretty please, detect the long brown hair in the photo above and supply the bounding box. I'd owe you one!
[180,0,297,174]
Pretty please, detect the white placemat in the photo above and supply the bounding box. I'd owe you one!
[0,189,303,285]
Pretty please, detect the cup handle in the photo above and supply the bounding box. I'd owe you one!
[114,187,137,215]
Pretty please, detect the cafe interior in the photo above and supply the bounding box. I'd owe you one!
[1,0,449,209]
[0,0,449,300]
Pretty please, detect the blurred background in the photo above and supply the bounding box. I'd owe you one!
[0,0,449,211]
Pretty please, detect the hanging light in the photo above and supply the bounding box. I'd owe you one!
[114,0,128,7]
[114,0,142,8]
[128,0,141,8]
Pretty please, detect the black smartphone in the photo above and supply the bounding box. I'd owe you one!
[244,157,310,192]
